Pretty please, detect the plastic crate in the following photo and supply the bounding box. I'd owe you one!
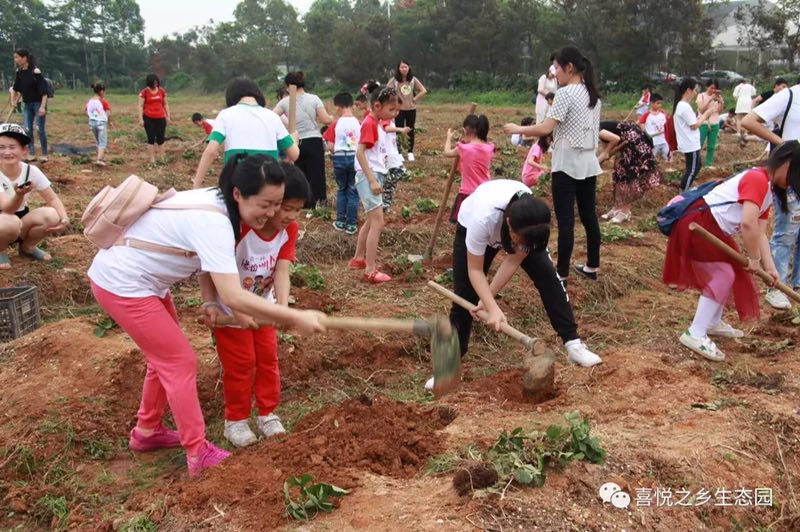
[0,286,41,342]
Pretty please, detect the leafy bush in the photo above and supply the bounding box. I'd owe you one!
[283,474,348,520]
[600,225,643,243]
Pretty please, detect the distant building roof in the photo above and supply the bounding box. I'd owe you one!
[709,0,798,50]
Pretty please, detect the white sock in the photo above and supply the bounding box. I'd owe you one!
[688,296,723,338]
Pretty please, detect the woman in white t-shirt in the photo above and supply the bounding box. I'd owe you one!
[88,155,325,477]
[534,66,558,124]
[424,179,601,391]
[504,46,603,283]
[274,71,334,208]
[0,123,68,269]
[193,78,299,189]
[673,78,719,191]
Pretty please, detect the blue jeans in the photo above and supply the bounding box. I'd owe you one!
[333,153,358,225]
[90,119,108,149]
[23,101,48,156]
[771,190,800,288]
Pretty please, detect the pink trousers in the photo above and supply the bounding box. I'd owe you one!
[91,282,205,455]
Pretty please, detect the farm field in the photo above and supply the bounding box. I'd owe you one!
[1,91,798,531]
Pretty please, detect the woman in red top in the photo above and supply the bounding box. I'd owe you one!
[663,141,800,362]
[138,74,171,164]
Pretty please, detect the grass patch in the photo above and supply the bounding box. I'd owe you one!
[290,263,325,290]
[600,224,643,243]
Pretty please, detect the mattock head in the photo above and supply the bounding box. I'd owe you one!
[429,315,461,398]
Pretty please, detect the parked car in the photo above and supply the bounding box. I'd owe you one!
[645,71,680,85]
[698,70,745,88]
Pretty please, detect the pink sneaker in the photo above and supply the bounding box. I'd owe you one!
[129,425,182,452]
[187,441,231,478]
[364,270,392,283]
[349,258,367,269]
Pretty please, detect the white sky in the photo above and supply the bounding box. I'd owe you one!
[137,0,315,41]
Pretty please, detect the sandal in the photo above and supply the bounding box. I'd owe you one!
[0,252,10,269]
[19,244,51,262]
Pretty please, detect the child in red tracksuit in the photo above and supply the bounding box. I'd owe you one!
[204,163,310,447]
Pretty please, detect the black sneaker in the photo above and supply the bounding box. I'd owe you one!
[574,264,598,280]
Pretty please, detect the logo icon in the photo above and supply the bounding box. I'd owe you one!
[599,481,631,509]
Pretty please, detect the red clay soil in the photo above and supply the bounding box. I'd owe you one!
[463,368,559,405]
[159,395,454,529]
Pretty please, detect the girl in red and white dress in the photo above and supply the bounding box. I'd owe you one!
[663,141,800,361]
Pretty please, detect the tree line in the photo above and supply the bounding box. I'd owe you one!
[2,0,793,95]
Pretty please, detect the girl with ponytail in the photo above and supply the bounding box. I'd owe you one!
[424,178,602,392]
[443,113,494,221]
[504,46,603,283]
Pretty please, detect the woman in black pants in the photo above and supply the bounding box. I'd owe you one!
[138,74,170,165]
[504,46,603,283]
[387,60,427,162]
[424,179,601,391]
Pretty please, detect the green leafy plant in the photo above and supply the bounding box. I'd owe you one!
[182,149,197,160]
[406,260,425,282]
[121,515,157,532]
[564,411,607,464]
[94,316,118,338]
[71,154,91,165]
[434,269,454,286]
[401,205,412,220]
[283,474,348,520]
[415,197,439,213]
[308,206,333,221]
[290,264,325,290]
[278,331,295,345]
[600,225,643,243]
[392,254,411,273]
[36,494,68,527]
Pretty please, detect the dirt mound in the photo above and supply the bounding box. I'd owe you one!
[164,395,453,529]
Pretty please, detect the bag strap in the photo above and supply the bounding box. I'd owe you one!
[779,87,794,134]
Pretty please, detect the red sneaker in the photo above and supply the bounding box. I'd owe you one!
[129,424,182,452]
[364,270,392,283]
[187,441,231,478]
[349,258,367,269]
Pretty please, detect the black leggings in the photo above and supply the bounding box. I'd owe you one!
[143,116,166,145]
[450,224,579,356]
[681,150,701,191]
[296,137,327,208]
[395,109,417,153]
[551,172,601,278]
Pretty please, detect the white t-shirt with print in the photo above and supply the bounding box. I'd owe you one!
[0,163,51,210]
[674,101,701,153]
[86,99,108,122]
[330,116,360,153]
[754,85,800,141]
[217,222,298,316]
[208,103,292,157]
[644,111,668,146]
[354,114,388,175]
[88,188,239,298]
[384,119,404,169]
[457,179,531,256]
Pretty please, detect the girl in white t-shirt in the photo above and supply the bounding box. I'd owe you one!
[673,78,719,190]
[663,142,799,361]
[0,123,69,269]
[733,79,758,140]
[86,82,112,166]
[87,155,325,477]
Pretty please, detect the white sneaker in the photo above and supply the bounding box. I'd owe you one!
[565,340,602,367]
[679,330,725,361]
[223,419,258,448]
[707,321,744,338]
[407,152,416,162]
[766,289,792,310]
[424,376,435,392]
[257,414,285,438]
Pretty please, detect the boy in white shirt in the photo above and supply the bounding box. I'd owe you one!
[323,92,361,235]
[381,108,411,211]
[638,93,670,163]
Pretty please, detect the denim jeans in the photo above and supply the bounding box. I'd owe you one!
[23,101,48,156]
[770,190,800,288]
[90,119,108,149]
[332,153,358,225]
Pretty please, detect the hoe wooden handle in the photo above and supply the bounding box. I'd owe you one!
[689,222,800,303]
[427,281,541,352]
[213,314,433,336]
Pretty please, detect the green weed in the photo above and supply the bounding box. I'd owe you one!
[35,495,68,528]
[71,154,91,165]
[83,438,114,460]
[283,473,348,521]
[401,205,412,220]
[290,263,325,290]
[406,260,425,282]
[94,315,118,337]
[434,269,454,286]
[415,197,439,213]
[600,225,643,243]
[308,206,334,221]
[121,515,157,532]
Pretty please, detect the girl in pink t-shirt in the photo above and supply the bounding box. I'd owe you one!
[443,114,494,221]
[521,135,551,187]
